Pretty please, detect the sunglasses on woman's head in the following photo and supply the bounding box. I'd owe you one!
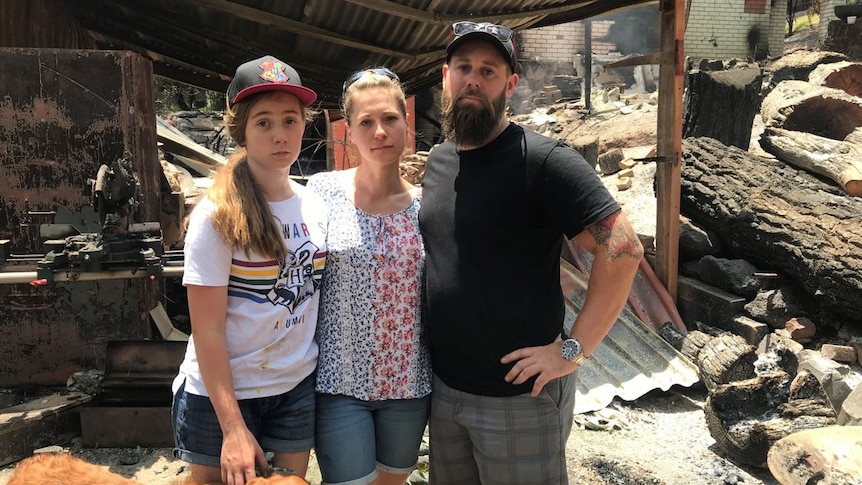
[342,67,400,94]
[451,21,514,42]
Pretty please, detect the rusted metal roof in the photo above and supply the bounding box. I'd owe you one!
[560,259,700,414]
[59,0,658,107]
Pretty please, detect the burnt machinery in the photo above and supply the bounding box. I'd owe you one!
[33,153,165,284]
[0,154,188,449]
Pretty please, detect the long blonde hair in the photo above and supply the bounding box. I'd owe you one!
[205,92,314,261]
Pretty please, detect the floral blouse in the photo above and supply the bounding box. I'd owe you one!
[306,171,431,400]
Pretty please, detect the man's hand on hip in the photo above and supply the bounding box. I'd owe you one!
[501,341,580,397]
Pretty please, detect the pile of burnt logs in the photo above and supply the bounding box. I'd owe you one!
[682,52,862,197]
[680,136,862,323]
[680,56,862,325]
[660,325,837,467]
[676,50,862,478]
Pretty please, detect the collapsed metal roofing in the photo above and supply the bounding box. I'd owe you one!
[60,0,658,106]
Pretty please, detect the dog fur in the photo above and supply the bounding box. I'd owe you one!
[7,453,310,485]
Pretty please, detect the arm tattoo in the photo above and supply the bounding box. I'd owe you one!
[587,212,643,261]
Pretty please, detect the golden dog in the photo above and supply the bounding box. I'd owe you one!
[7,453,310,485]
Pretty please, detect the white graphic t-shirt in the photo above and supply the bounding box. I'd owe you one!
[173,181,328,400]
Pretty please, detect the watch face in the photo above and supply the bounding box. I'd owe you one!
[562,338,581,360]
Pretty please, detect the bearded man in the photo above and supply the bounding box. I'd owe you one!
[418,21,645,485]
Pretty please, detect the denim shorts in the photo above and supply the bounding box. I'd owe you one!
[315,393,431,485]
[172,372,316,468]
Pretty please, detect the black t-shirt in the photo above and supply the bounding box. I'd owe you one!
[419,123,620,396]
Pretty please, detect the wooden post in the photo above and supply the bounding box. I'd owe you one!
[324,109,335,172]
[584,19,592,112]
[655,0,685,302]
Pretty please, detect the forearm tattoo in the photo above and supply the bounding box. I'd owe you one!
[588,212,644,261]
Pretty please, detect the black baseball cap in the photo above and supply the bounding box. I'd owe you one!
[226,55,317,108]
[446,22,517,73]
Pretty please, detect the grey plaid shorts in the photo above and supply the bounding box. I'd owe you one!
[429,372,577,485]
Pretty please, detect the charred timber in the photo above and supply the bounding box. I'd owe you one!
[683,67,762,149]
[807,61,862,98]
[760,127,862,197]
[704,371,836,467]
[680,137,862,322]
[696,333,757,390]
[761,80,862,141]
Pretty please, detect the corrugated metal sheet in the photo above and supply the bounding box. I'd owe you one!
[560,259,701,414]
[56,0,657,106]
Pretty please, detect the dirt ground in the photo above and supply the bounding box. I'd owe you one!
[566,385,779,485]
[0,385,780,485]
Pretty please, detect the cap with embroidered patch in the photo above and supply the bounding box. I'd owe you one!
[226,55,317,108]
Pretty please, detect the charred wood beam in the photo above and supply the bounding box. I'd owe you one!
[72,0,354,90]
[339,0,458,23]
[83,28,350,105]
[72,9,238,77]
[71,1,259,67]
[681,137,862,321]
[606,52,672,68]
[760,127,862,197]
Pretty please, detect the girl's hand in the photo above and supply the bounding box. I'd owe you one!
[220,425,267,485]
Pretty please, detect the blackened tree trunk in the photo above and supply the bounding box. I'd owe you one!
[683,67,763,149]
[680,137,862,322]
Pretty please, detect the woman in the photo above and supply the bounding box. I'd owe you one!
[306,68,431,485]
[172,55,328,485]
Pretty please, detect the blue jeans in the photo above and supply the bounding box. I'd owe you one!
[315,393,431,485]
[172,373,316,467]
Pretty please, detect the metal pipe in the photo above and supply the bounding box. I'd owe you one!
[0,266,184,285]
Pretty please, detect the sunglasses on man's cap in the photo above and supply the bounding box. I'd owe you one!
[452,21,514,42]
[447,21,517,72]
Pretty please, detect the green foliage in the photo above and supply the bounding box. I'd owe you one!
[786,0,821,35]
[788,12,820,33]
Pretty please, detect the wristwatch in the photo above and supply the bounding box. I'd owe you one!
[561,337,589,366]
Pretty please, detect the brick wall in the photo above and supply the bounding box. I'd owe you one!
[519,1,788,67]
[684,0,778,59]
[519,20,615,65]
[769,0,789,57]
